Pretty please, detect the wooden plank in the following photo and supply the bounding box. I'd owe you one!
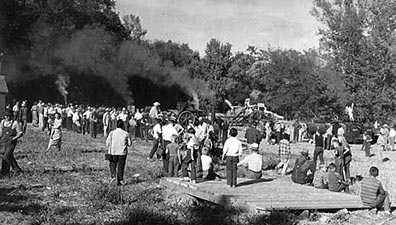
[160,177,372,212]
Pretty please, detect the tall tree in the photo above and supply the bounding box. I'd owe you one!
[312,0,396,120]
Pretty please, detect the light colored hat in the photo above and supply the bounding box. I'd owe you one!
[153,102,160,106]
[250,143,259,150]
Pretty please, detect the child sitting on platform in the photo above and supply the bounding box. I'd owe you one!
[201,147,221,180]
[313,163,328,189]
[327,163,349,192]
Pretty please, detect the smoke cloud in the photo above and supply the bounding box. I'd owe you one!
[5,22,207,106]
[55,74,69,104]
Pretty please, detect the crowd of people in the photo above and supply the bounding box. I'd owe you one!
[0,99,393,214]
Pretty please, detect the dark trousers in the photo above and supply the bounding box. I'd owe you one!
[90,121,97,138]
[335,156,351,180]
[362,141,371,157]
[181,159,196,181]
[148,138,160,159]
[83,119,89,135]
[109,155,127,183]
[313,146,324,169]
[1,141,22,175]
[129,126,135,138]
[168,156,179,177]
[66,117,72,130]
[226,156,239,186]
[162,140,171,174]
[42,117,48,131]
[21,120,27,134]
[135,121,141,138]
[324,134,332,150]
[275,131,281,144]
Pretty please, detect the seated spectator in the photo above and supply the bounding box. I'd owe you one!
[313,163,328,189]
[327,163,349,192]
[291,150,315,184]
[360,166,392,214]
[201,147,221,180]
[237,143,263,179]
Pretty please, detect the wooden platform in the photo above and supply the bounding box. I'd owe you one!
[160,176,369,212]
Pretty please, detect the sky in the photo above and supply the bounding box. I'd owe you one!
[115,0,322,55]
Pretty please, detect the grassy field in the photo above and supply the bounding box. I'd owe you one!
[0,125,395,225]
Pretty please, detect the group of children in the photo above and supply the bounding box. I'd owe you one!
[163,129,220,183]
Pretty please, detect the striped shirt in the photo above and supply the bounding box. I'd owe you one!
[360,177,382,207]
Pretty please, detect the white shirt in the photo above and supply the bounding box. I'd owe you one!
[83,110,91,119]
[106,128,132,155]
[72,112,80,122]
[162,124,178,142]
[117,112,128,122]
[134,111,143,120]
[67,108,74,117]
[153,123,162,140]
[201,155,212,171]
[149,106,158,118]
[337,127,345,137]
[389,128,396,138]
[48,106,55,114]
[12,105,19,112]
[43,107,48,117]
[223,137,242,157]
[237,152,262,172]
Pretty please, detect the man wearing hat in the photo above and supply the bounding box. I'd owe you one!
[149,102,160,124]
[291,149,315,184]
[237,143,263,179]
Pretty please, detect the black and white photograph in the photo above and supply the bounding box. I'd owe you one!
[0,0,395,224]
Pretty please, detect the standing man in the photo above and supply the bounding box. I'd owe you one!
[245,122,262,148]
[38,100,44,130]
[19,101,28,133]
[0,110,24,176]
[82,107,91,135]
[313,129,324,169]
[117,107,129,133]
[222,128,243,188]
[66,104,74,131]
[89,107,98,138]
[31,102,39,127]
[149,102,160,124]
[161,118,178,174]
[106,120,132,186]
[147,118,162,160]
[134,109,143,138]
[12,101,20,121]
[102,108,111,137]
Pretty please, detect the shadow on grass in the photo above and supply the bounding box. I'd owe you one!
[236,178,274,187]
[0,186,46,215]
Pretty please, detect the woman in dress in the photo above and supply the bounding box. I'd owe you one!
[46,112,62,151]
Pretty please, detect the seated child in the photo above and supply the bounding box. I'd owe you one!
[327,163,349,192]
[201,147,221,180]
[313,163,328,189]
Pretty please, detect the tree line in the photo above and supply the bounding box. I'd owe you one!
[1,0,396,121]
